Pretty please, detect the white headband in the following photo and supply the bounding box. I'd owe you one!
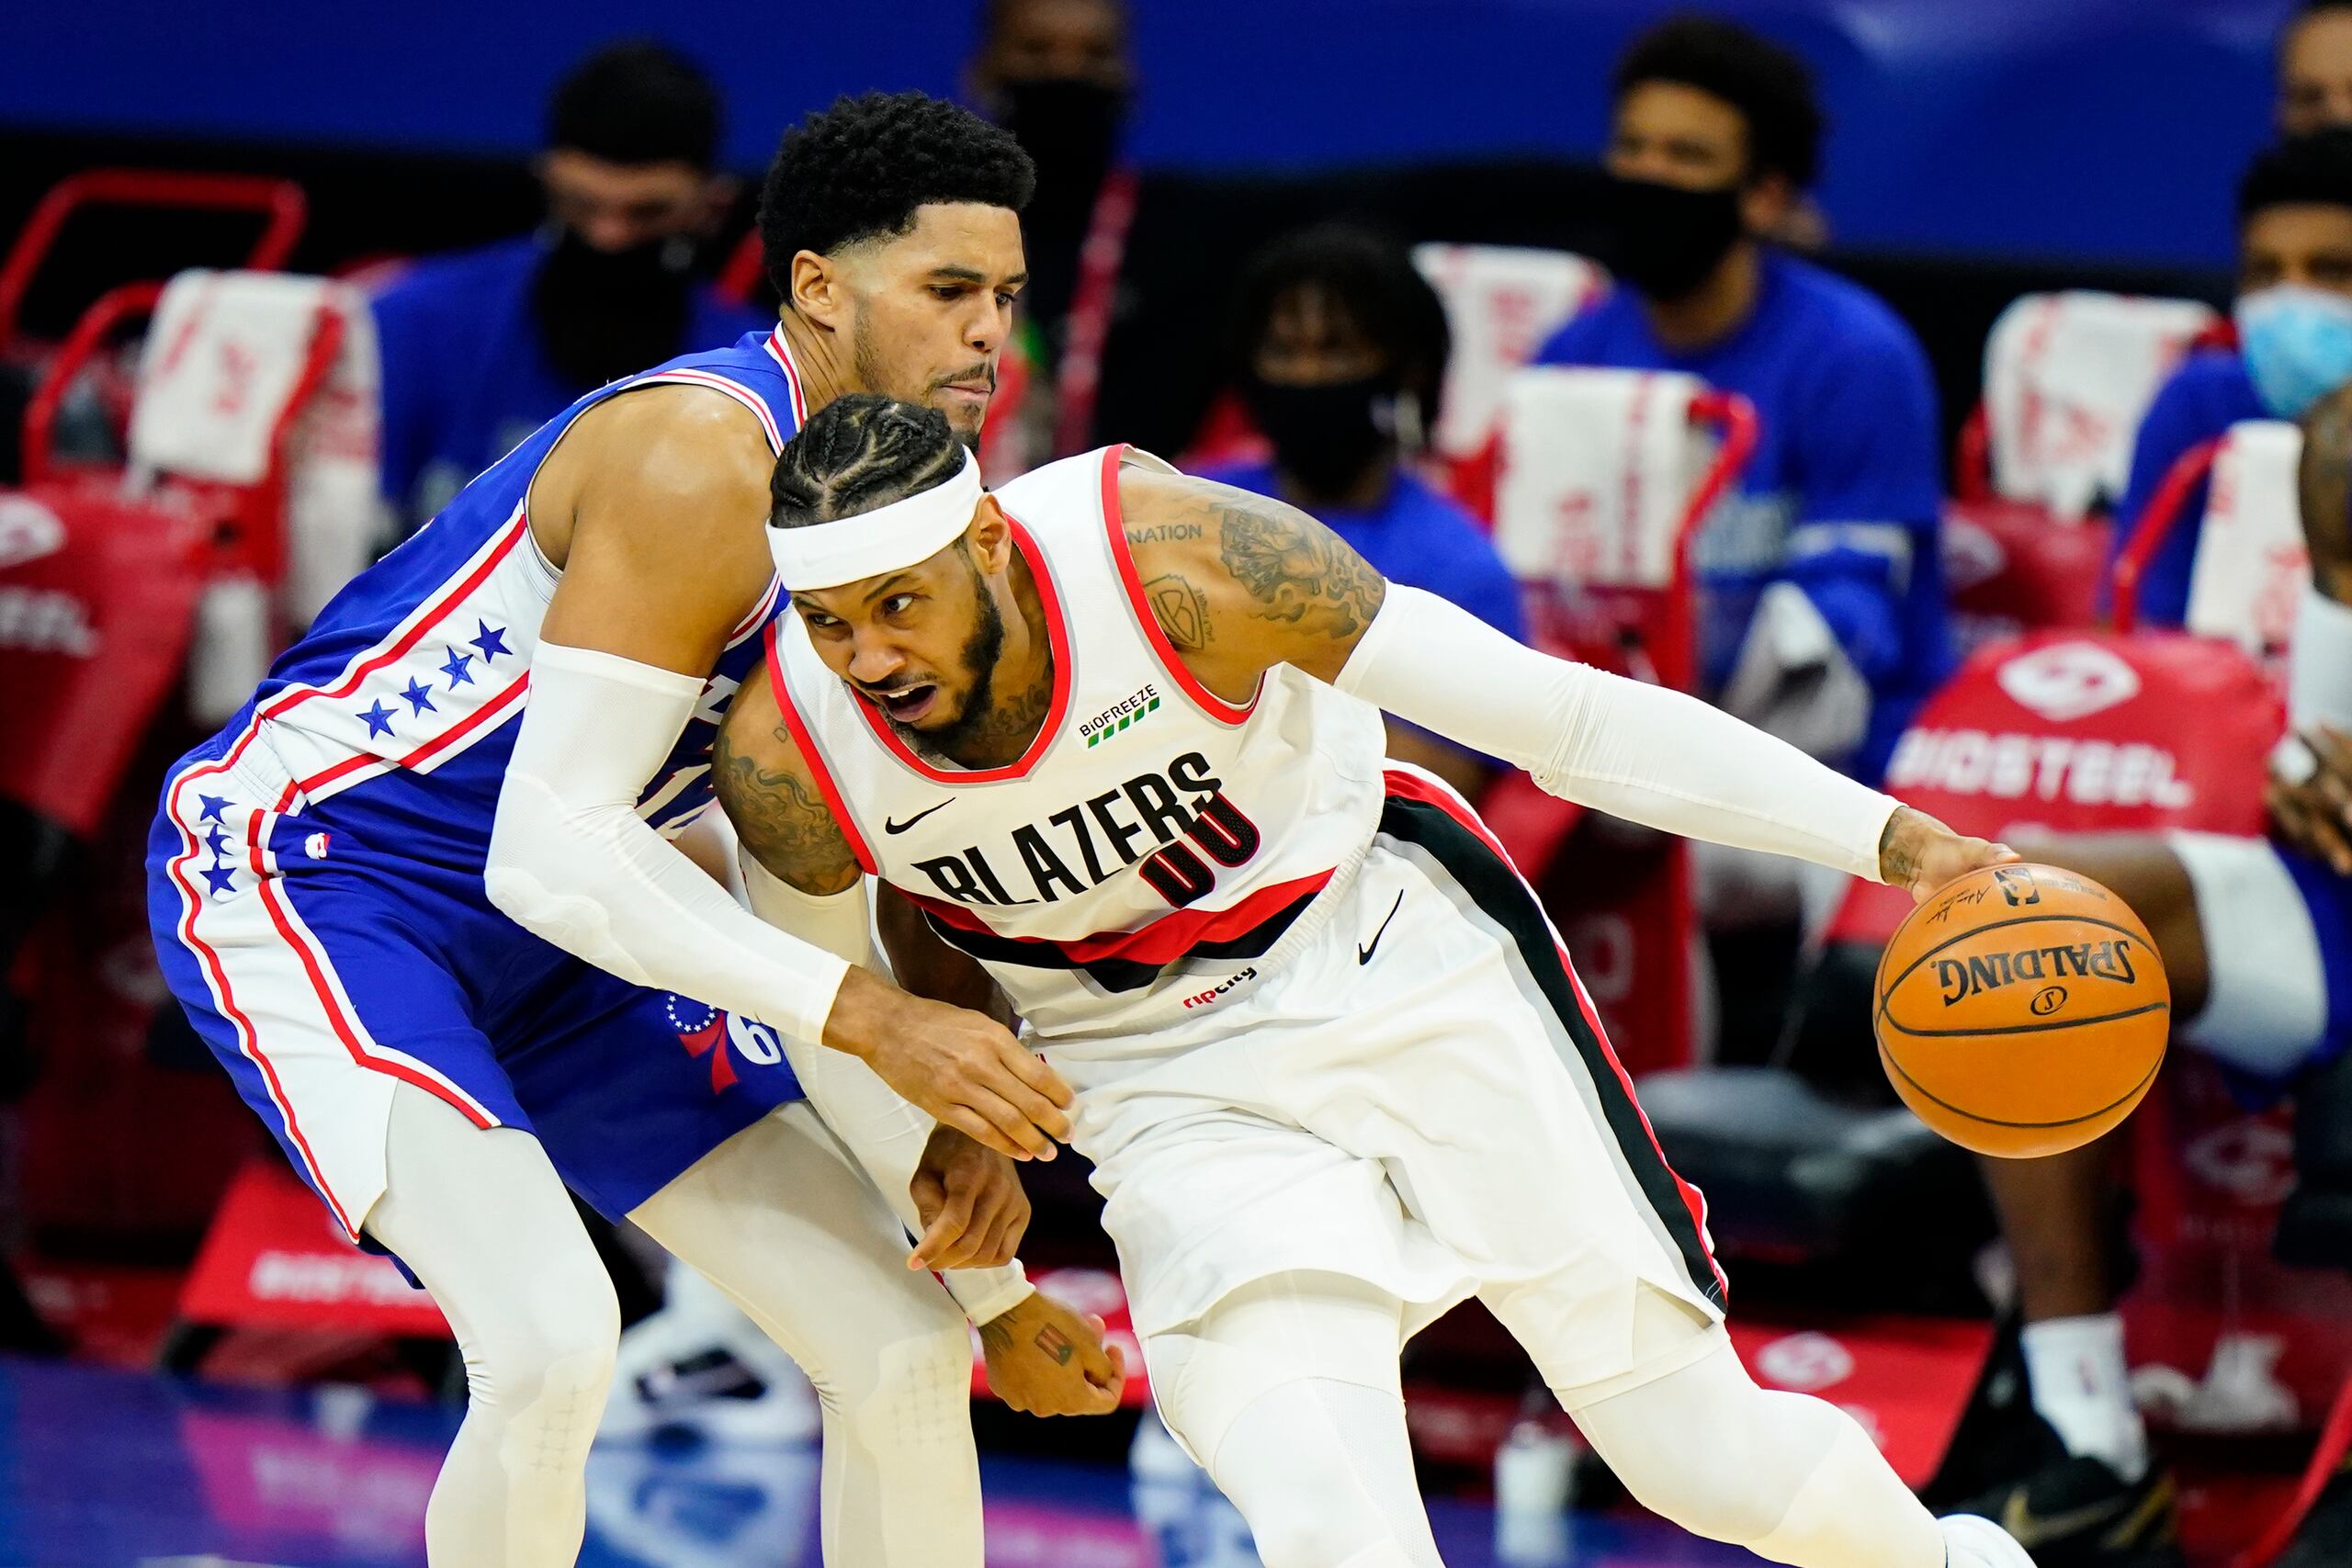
[768,446,986,591]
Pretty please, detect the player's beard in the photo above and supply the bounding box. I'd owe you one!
[849,316,986,449]
[888,555,1008,761]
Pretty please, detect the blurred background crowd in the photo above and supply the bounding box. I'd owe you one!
[4,3,2352,1566]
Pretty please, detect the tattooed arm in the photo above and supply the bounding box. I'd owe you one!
[1118,468,1388,690]
[1117,464,2007,894]
[712,660,862,896]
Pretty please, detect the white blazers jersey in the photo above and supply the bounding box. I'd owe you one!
[765,446,1390,1041]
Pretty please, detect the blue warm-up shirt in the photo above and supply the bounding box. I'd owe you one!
[371,235,769,529]
[1533,250,1949,783]
[2107,347,2266,629]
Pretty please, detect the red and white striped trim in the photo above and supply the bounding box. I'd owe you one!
[255,874,500,1130]
[160,759,351,1235]
[640,368,784,452]
[726,574,783,647]
[1100,445,1261,726]
[764,328,811,425]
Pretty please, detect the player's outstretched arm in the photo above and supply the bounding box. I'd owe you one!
[713,663,1075,1160]
[1117,468,2010,897]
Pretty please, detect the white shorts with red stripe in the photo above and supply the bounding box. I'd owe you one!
[1057,769,1727,1396]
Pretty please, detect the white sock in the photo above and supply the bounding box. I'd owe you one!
[2019,1314,2148,1481]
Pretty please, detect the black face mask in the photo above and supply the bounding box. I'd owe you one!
[996,77,1129,326]
[1245,374,1395,500]
[529,227,697,390]
[1595,174,1747,303]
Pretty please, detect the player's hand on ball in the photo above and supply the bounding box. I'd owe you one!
[823,966,1075,1162]
[1879,806,2021,903]
[979,1292,1126,1417]
[909,1124,1030,1271]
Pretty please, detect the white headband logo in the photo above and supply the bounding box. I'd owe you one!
[768,446,986,591]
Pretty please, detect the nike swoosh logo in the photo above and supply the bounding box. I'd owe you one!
[1358,891,1405,964]
[884,800,953,835]
[1999,1486,2137,1550]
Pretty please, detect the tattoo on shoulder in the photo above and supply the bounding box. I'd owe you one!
[1143,572,1213,650]
[1215,496,1385,638]
[1124,522,1204,546]
[712,718,860,895]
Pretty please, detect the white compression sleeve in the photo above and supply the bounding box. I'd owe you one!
[484,640,850,1046]
[741,853,1034,1326]
[1335,586,1901,881]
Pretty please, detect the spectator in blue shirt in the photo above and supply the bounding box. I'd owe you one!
[1202,222,1526,798]
[372,41,766,529]
[1534,16,1946,785]
[2112,130,2352,626]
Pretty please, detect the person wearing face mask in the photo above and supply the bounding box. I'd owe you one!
[370,40,766,532]
[967,0,1139,470]
[2109,130,2352,627]
[1533,15,1946,791]
[1200,223,1529,799]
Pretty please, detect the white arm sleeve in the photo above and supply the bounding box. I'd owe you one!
[740,852,1034,1325]
[1335,585,1902,881]
[483,639,851,1045]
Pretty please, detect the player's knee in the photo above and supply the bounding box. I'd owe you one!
[1239,1507,1390,1568]
[842,1318,974,1461]
[465,1259,621,1426]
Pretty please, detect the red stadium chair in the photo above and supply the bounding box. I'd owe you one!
[2114,419,2311,660]
[0,169,307,364]
[0,273,351,838]
[1943,293,2222,660]
[1824,423,2352,1560]
[1487,367,1756,1074]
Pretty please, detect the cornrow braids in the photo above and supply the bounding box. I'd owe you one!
[771,395,969,527]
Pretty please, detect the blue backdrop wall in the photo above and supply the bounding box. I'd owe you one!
[0,0,2299,266]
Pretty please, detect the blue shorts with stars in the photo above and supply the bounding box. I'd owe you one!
[145,728,805,1240]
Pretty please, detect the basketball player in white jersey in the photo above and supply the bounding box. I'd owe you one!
[706,393,2041,1568]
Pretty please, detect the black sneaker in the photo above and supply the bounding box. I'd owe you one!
[1951,1420,2184,1568]
[2273,1461,2352,1568]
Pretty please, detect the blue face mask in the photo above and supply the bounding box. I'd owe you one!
[2236,284,2352,419]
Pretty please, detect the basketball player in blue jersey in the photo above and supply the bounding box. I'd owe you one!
[711,393,2040,1568]
[146,94,1121,1568]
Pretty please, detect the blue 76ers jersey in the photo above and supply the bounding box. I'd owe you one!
[187,327,804,881]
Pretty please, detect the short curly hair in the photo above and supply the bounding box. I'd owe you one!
[1614,15,1826,191]
[758,92,1035,297]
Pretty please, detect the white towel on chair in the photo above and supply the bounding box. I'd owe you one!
[2188,419,2312,661]
[1983,290,2218,520]
[129,268,385,626]
[1412,243,1606,463]
[1494,367,1708,590]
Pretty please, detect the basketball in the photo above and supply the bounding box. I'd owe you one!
[1875,863,2170,1159]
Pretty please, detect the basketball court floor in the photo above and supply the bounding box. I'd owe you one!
[0,1354,1750,1568]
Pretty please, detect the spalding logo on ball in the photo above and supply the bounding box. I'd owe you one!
[1873,863,2170,1158]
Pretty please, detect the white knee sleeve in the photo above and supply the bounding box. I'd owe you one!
[1143,1274,1441,1568]
[1566,1343,1941,1568]
[364,1083,623,1568]
[2167,830,2330,1076]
